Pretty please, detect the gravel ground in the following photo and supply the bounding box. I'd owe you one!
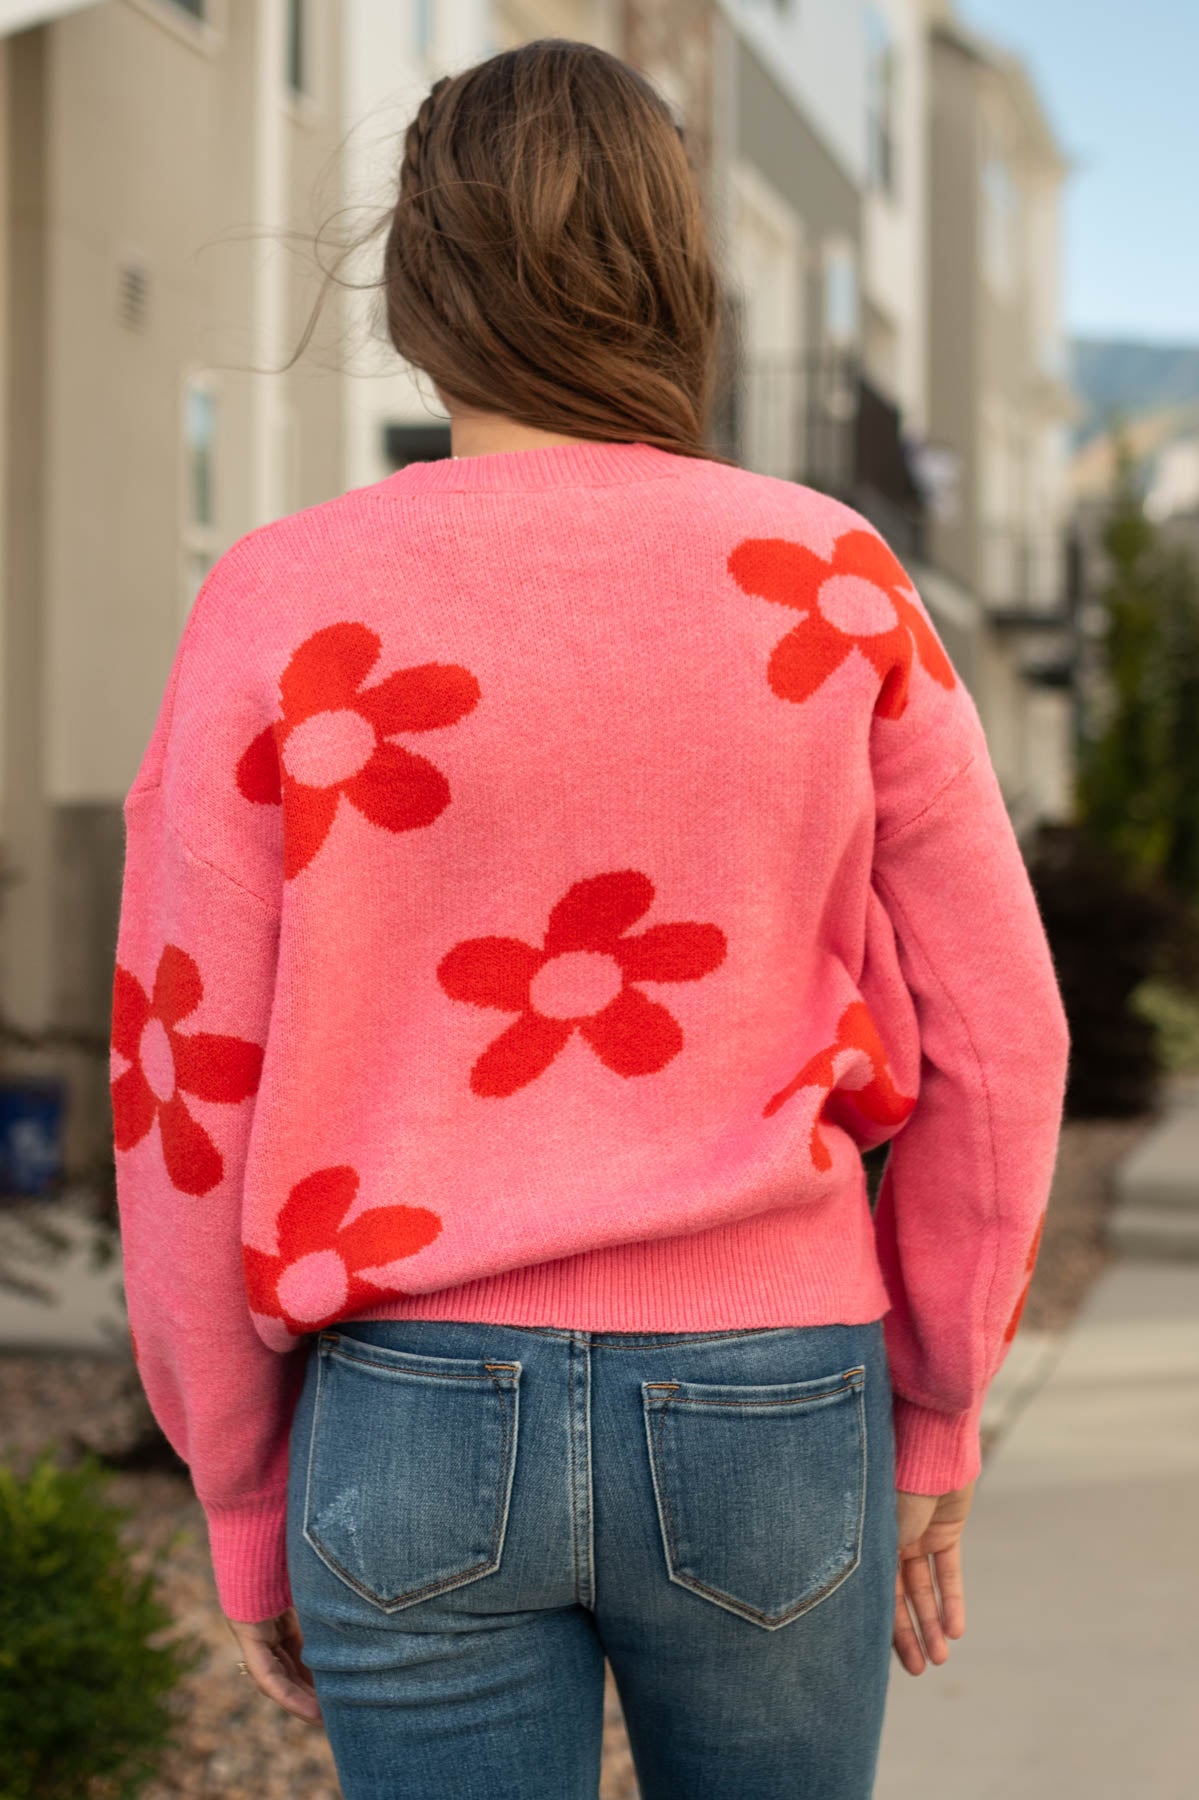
[0,1111,1154,1798]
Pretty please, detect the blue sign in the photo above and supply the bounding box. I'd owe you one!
[0,1078,67,1197]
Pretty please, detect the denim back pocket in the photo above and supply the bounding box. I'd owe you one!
[302,1331,521,1614]
[641,1362,867,1630]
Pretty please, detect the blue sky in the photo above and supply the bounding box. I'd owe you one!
[957,0,1197,344]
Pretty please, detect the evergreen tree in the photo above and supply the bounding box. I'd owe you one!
[1157,541,1199,899]
[1075,432,1199,909]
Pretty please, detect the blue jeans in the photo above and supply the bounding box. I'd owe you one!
[286,1316,898,1799]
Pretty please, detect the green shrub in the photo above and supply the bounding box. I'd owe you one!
[1025,822,1183,1117]
[1130,977,1199,1075]
[0,1448,204,1800]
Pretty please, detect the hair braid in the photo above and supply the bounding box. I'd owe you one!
[399,76,451,206]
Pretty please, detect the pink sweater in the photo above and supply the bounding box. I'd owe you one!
[111,437,1070,1621]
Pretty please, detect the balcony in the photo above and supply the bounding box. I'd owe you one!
[729,351,928,560]
[977,523,1079,693]
[978,523,1075,623]
[978,523,1082,689]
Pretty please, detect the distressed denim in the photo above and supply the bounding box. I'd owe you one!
[286,1315,898,1799]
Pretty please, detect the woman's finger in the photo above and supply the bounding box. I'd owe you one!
[275,1639,319,1702]
[242,1636,322,1723]
[933,1542,967,1639]
[892,1560,926,1675]
[901,1550,949,1665]
[277,1615,319,1697]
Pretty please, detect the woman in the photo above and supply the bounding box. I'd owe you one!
[111,37,1069,1800]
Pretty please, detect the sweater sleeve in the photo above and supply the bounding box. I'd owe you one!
[110,539,305,1622]
[867,563,1072,1496]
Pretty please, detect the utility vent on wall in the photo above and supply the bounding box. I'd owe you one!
[117,257,150,331]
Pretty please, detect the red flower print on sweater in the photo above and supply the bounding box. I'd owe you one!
[1002,1212,1046,1346]
[236,622,481,879]
[111,944,264,1196]
[242,1165,442,1336]
[763,1000,916,1169]
[437,870,727,1098]
[727,527,956,718]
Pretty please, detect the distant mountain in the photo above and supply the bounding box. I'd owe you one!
[1070,337,1199,449]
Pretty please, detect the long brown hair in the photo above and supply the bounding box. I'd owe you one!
[380,39,734,464]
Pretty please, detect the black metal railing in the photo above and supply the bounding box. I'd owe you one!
[977,525,1072,621]
[730,351,927,560]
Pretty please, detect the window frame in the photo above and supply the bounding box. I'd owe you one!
[865,5,899,200]
[178,368,223,632]
[124,0,227,56]
[412,0,436,62]
[822,237,860,349]
[283,0,325,120]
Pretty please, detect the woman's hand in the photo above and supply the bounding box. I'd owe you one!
[225,1607,323,1723]
[892,1480,975,1675]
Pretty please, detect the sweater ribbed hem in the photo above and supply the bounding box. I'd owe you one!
[383,437,687,495]
[892,1393,987,1495]
[203,1491,292,1623]
[352,1185,894,1334]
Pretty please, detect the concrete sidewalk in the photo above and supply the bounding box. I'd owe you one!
[875,1254,1199,1799]
[1108,1072,1199,1258]
[0,1191,129,1355]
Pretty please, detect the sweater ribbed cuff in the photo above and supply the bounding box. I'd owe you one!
[892,1392,986,1495]
[202,1490,292,1623]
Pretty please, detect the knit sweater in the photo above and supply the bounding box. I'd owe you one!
[111,437,1070,1622]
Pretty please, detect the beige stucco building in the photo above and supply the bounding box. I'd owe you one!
[1,0,345,1165]
[922,5,1078,831]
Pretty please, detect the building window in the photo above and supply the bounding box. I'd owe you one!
[286,0,306,95]
[186,382,216,526]
[382,421,453,470]
[413,0,434,59]
[866,7,898,198]
[181,374,219,627]
[983,153,1018,294]
[128,0,224,46]
[823,240,859,347]
[865,8,898,197]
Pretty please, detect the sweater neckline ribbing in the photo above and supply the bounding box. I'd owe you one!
[383,437,689,494]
